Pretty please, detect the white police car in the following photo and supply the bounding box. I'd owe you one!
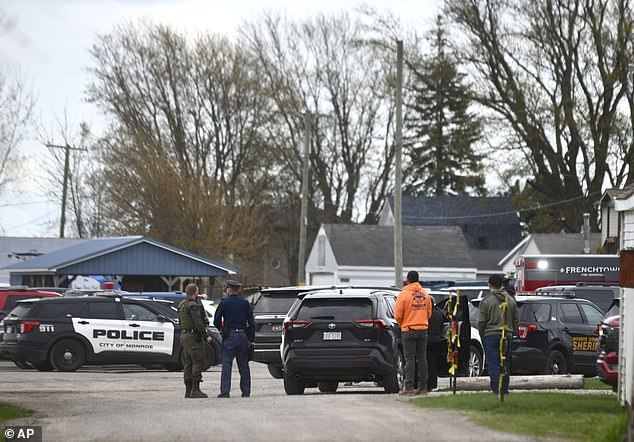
[0,295,213,371]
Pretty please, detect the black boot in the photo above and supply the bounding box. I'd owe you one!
[189,380,208,398]
[184,380,192,398]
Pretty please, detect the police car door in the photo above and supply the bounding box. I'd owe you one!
[558,302,597,371]
[121,302,175,356]
[72,299,126,354]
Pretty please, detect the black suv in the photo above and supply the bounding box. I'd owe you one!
[281,287,405,395]
[0,295,215,371]
[509,294,605,375]
[253,285,347,379]
[534,284,619,314]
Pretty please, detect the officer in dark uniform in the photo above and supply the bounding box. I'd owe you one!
[178,283,210,399]
[213,280,255,398]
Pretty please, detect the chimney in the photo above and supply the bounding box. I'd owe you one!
[583,213,590,254]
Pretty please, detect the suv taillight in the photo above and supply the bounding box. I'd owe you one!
[282,320,311,334]
[19,321,39,334]
[517,324,537,339]
[354,319,387,329]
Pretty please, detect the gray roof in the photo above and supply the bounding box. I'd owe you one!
[5,236,237,276]
[324,224,476,268]
[468,249,508,272]
[531,233,602,255]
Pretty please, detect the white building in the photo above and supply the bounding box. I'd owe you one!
[305,224,478,286]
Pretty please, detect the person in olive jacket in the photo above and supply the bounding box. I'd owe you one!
[178,283,211,398]
[478,274,519,394]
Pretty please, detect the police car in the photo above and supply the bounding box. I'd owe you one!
[0,295,214,372]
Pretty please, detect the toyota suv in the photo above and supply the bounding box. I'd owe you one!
[280,287,404,395]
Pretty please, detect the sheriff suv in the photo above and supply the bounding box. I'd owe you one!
[281,287,402,395]
[509,294,605,375]
[0,295,215,372]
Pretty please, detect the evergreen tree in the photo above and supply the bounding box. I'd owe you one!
[404,15,485,197]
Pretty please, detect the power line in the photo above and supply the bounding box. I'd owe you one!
[0,199,57,208]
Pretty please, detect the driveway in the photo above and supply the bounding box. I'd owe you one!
[1,361,543,442]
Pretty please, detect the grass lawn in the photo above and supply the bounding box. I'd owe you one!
[412,392,627,442]
[0,402,32,424]
[584,378,615,390]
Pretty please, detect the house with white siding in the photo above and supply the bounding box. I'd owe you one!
[305,224,478,286]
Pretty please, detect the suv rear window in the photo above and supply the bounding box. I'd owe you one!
[296,298,373,321]
[253,295,298,314]
[6,303,35,318]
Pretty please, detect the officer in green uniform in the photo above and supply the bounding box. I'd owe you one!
[178,283,210,398]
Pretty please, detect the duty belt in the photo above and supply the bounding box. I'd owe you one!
[182,329,197,333]
[232,328,245,333]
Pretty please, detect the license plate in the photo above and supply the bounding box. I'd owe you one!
[323,331,342,341]
[271,325,282,333]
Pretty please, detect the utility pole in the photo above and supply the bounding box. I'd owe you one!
[394,40,404,287]
[45,143,84,239]
[297,112,311,285]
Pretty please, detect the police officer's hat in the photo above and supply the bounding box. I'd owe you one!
[225,280,242,290]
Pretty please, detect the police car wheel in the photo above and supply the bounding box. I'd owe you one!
[203,342,214,371]
[267,365,284,379]
[283,372,305,395]
[544,350,568,375]
[50,339,85,372]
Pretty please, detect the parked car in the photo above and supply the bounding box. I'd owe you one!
[509,294,604,375]
[534,284,619,314]
[252,285,341,379]
[438,284,489,302]
[281,287,402,394]
[0,295,216,371]
[596,297,620,390]
[0,287,61,320]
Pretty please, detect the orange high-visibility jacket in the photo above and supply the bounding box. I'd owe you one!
[394,282,432,331]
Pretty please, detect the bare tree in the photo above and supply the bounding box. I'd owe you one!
[444,0,634,232]
[86,21,272,259]
[241,11,398,224]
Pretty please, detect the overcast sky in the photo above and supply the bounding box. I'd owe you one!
[0,0,441,238]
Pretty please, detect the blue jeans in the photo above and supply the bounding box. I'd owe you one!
[483,334,510,394]
[220,331,251,395]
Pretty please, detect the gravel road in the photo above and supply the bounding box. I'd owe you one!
[1,360,557,442]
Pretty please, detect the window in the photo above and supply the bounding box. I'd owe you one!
[253,295,298,314]
[523,303,551,322]
[34,303,74,318]
[88,302,120,320]
[296,298,373,321]
[559,303,583,324]
[384,296,395,319]
[579,303,604,326]
[123,304,159,321]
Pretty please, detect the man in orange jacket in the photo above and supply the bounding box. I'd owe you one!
[394,270,432,395]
